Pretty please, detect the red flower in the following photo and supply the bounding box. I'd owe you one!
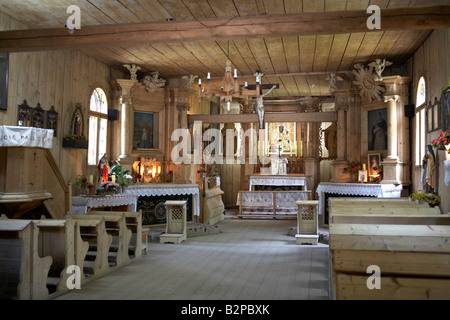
[82,178,87,184]
[344,168,348,172]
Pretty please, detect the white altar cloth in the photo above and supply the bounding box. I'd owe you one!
[316,182,403,217]
[124,184,200,216]
[249,174,307,191]
[71,194,138,215]
[0,126,54,148]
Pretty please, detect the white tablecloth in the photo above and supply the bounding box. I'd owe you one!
[316,182,403,217]
[249,175,307,191]
[124,184,200,216]
[0,125,54,148]
[71,194,138,215]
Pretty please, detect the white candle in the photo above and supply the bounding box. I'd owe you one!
[89,175,93,184]
[234,69,237,78]
[227,101,231,111]
[245,81,248,88]
[112,175,116,183]
[198,78,202,86]
[207,72,210,80]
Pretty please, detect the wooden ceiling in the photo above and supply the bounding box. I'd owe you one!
[0,0,449,98]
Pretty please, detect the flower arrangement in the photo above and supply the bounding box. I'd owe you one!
[432,130,450,152]
[343,162,359,174]
[75,175,94,194]
[110,164,133,188]
[101,181,120,192]
[409,190,441,207]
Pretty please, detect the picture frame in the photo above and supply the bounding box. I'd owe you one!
[441,84,450,131]
[133,111,157,150]
[427,97,440,133]
[368,153,381,177]
[46,105,58,137]
[32,103,45,128]
[358,170,368,182]
[17,100,32,127]
[367,108,388,151]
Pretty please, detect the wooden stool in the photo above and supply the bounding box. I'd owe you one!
[295,200,319,245]
[160,201,187,244]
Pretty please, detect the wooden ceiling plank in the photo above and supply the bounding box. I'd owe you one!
[233,0,261,16]
[118,0,159,23]
[148,43,201,76]
[87,0,142,24]
[303,0,325,12]
[247,37,275,75]
[280,75,301,97]
[339,32,365,70]
[326,33,351,71]
[283,35,300,73]
[261,0,286,15]
[345,0,370,10]
[182,41,224,76]
[325,0,347,11]
[225,39,260,76]
[182,0,216,20]
[352,31,384,66]
[294,75,311,96]
[369,30,403,61]
[135,0,174,22]
[206,0,240,17]
[158,0,197,21]
[265,37,289,74]
[313,34,334,72]
[283,0,304,13]
[299,35,316,72]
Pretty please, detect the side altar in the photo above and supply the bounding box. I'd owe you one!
[124,184,200,226]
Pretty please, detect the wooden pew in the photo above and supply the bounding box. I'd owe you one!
[88,209,143,260]
[328,198,450,300]
[35,217,77,296]
[73,213,131,268]
[0,219,52,300]
[70,215,112,278]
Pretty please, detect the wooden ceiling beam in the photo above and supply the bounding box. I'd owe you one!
[0,6,448,52]
[187,111,337,124]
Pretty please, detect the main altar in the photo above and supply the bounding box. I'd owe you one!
[249,173,307,191]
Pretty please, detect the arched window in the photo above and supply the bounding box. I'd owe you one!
[415,77,426,166]
[88,88,108,165]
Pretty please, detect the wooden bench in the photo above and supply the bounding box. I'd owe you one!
[88,209,143,260]
[35,217,77,296]
[0,219,52,300]
[70,215,112,278]
[328,197,450,300]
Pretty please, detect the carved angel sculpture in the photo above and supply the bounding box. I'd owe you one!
[369,58,392,81]
[325,73,343,93]
[142,71,166,93]
[182,74,198,89]
[123,64,141,80]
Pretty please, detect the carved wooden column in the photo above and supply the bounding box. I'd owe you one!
[113,79,138,162]
[381,76,411,186]
[303,97,320,193]
[331,91,349,182]
[240,99,254,191]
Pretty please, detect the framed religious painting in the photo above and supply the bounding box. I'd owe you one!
[367,108,387,151]
[133,111,159,150]
[441,84,450,131]
[46,105,58,136]
[17,100,32,127]
[32,103,45,128]
[368,153,381,178]
[427,97,440,133]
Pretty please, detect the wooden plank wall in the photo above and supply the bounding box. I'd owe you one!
[0,11,124,187]
[407,28,450,214]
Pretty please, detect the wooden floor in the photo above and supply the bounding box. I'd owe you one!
[55,217,330,300]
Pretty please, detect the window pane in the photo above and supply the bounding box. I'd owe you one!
[88,116,98,165]
[90,88,108,114]
[99,118,108,159]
